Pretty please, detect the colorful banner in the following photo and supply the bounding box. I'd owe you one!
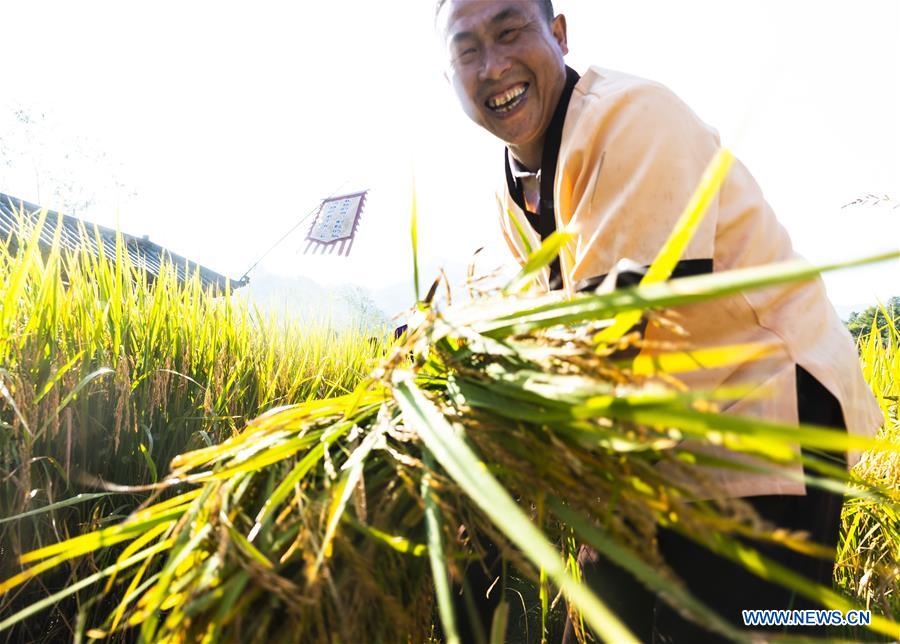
[304,190,368,256]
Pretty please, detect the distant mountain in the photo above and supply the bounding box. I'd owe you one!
[235,269,389,331]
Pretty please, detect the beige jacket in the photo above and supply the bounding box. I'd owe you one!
[500,66,883,498]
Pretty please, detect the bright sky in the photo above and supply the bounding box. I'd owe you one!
[2,1,898,319]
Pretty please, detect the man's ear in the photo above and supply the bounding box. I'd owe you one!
[551,14,568,56]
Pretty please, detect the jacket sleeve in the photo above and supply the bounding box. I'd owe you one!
[556,80,722,284]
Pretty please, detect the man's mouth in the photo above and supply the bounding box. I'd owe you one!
[485,82,529,113]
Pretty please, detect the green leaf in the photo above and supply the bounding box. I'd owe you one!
[0,492,118,526]
[498,197,533,256]
[600,405,898,457]
[139,443,158,483]
[344,516,428,557]
[456,252,900,338]
[489,600,509,644]
[504,230,574,294]
[411,178,420,303]
[422,451,460,644]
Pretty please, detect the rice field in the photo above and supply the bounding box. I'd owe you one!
[0,203,898,643]
[836,309,900,626]
[0,212,387,640]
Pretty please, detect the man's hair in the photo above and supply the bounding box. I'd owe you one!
[435,0,555,23]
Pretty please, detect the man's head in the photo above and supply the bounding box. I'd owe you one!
[436,0,569,168]
[436,0,554,23]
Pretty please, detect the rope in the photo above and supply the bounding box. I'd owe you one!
[237,182,351,285]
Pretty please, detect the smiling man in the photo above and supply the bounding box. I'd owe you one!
[435,0,882,642]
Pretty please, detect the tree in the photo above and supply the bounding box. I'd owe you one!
[0,105,136,216]
[338,284,390,331]
[845,296,900,342]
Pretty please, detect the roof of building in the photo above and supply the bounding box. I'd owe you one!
[0,192,243,293]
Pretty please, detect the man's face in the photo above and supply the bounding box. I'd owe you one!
[438,0,568,155]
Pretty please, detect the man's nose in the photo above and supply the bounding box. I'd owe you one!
[478,46,511,82]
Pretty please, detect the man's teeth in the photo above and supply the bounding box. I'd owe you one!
[487,84,527,111]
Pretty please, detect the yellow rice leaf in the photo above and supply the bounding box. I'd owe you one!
[104,520,174,594]
[348,518,427,557]
[643,148,735,285]
[631,341,781,376]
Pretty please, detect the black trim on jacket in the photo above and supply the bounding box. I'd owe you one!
[505,65,581,290]
[574,258,714,292]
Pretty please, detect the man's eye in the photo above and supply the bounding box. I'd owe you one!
[456,47,477,61]
[498,27,520,42]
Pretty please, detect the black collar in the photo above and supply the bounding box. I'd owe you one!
[504,65,580,289]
